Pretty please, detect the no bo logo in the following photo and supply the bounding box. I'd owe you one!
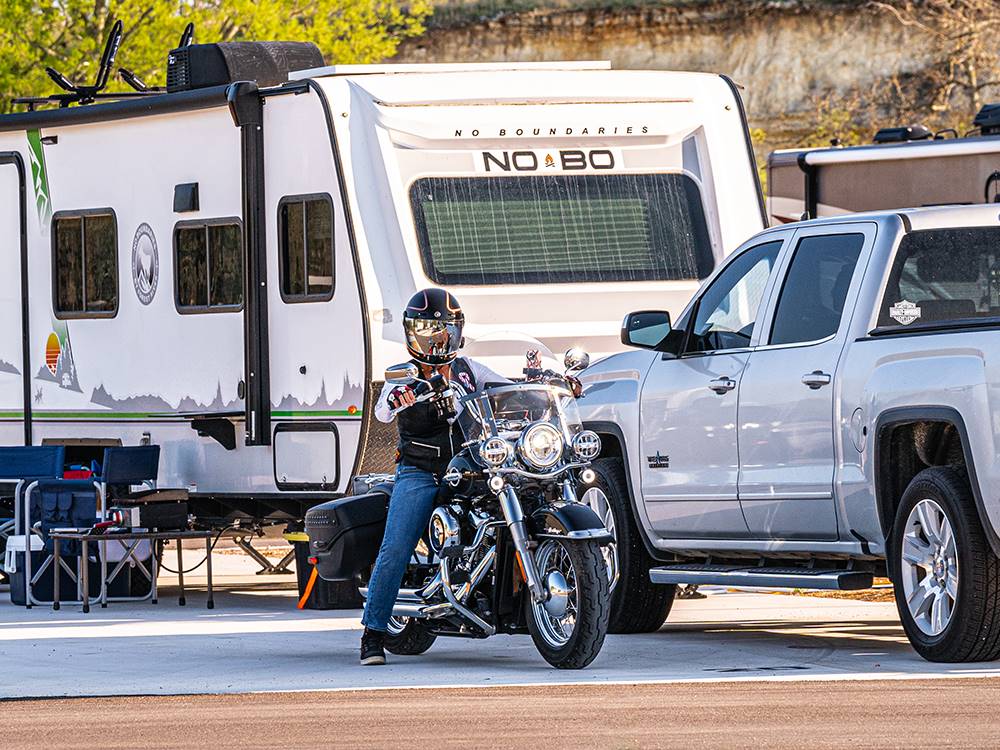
[482,149,616,172]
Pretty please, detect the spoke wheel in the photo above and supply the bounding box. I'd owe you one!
[524,538,610,669]
[581,486,619,592]
[900,498,958,636]
[530,540,580,649]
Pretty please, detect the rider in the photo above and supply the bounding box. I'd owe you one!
[360,288,510,666]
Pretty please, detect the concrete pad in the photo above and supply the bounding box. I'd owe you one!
[3,555,1000,698]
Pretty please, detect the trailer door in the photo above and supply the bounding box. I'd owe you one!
[0,154,28,444]
[262,91,368,494]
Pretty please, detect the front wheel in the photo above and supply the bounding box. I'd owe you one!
[525,538,610,669]
[891,466,1000,662]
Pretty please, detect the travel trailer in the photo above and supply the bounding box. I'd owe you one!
[768,105,1000,223]
[0,31,765,535]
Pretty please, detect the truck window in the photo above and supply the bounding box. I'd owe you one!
[410,173,714,285]
[686,240,782,354]
[877,227,1000,330]
[278,194,334,302]
[174,220,243,313]
[769,233,865,346]
[53,211,118,318]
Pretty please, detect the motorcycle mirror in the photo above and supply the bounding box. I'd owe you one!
[385,362,419,385]
[564,347,590,373]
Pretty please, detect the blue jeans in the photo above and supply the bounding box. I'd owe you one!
[361,464,440,632]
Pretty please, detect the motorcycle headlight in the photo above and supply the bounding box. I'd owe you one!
[572,430,602,460]
[479,437,512,467]
[518,422,564,470]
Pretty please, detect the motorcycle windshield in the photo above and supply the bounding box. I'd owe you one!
[458,383,582,445]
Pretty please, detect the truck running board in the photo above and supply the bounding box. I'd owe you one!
[649,564,873,591]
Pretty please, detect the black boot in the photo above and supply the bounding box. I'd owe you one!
[360,627,386,666]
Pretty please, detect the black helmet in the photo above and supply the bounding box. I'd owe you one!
[403,288,465,366]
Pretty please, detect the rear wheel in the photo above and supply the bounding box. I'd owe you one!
[384,616,437,656]
[589,458,675,633]
[891,466,1000,662]
[525,538,609,669]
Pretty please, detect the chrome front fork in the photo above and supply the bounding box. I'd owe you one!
[500,485,547,603]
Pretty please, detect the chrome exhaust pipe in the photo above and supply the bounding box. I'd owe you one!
[361,586,426,603]
[391,602,430,619]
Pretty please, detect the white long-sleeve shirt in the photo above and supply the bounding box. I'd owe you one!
[374,357,511,424]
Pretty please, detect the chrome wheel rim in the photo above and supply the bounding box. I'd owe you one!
[900,498,959,636]
[530,540,579,649]
[581,486,619,592]
[386,616,409,636]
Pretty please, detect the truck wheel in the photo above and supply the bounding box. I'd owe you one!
[891,466,1000,662]
[585,458,675,634]
[384,616,437,656]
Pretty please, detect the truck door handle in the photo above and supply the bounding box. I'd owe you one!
[801,370,832,389]
[708,376,737,394]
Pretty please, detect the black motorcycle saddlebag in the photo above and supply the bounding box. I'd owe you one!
[305,487,390,582]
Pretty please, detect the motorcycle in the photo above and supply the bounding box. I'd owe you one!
[304,349,612,669]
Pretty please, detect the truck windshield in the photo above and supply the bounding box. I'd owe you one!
[409,173,714,285]
[878,226,1000,330]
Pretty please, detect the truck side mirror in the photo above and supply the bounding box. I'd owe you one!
[621,310,676,352]
[563,347,590,373]
[385,362,419,385]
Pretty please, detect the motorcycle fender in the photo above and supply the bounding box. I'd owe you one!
[529,502,613,546]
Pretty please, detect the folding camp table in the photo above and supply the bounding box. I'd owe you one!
[50,529,214,613]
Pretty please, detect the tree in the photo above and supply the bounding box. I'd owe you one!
[872,0,1000,120]
[0,0,430,112]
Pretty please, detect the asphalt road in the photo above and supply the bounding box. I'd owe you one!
[7,679,1000,749]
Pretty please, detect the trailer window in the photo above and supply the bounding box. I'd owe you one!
[877,226,1000,330]
[53,211,118,318]
[174,220,243,313]
[410,174,714,285]
[278,194,334,302]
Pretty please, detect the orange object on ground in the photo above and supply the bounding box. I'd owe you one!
[298,566,319,610]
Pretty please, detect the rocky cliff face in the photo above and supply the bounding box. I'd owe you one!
[393,1,929,136]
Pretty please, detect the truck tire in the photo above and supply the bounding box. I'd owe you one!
[890,466,1000,662]
[586,458,675,634]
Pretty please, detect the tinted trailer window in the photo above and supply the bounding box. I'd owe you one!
[410,173,714,285]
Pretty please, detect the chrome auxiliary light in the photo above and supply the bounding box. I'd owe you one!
[572,430,601,460]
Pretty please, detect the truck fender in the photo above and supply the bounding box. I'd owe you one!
[529,502,613,545]
[875,406,1000,559]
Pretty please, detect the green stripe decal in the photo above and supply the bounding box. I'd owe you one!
[26,129,52,230]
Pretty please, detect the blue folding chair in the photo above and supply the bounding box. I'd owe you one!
[93,446,171,604]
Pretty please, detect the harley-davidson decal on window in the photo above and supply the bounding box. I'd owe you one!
[889,300,921,326]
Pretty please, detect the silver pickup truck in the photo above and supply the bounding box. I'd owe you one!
[577,204,1000,662]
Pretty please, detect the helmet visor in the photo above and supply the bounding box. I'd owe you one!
[405,318,463,363]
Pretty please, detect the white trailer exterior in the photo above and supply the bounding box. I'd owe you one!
[0,58,764,526]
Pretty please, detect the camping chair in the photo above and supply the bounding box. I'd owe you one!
[94,446,189,603]
[0,446,66,587]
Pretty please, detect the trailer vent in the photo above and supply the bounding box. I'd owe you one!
[166,42,325,92]
[974,103,1000,136]
[872,124,933,144]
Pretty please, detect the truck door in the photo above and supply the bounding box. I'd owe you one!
[638,235,787,538]
[737,224,874,540]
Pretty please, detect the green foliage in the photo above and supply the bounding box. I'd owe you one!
[0,0,431,112]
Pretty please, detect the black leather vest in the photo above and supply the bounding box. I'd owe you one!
[396,357,476,475]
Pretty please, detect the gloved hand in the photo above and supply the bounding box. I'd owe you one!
[387,385,417,411]
[565,375,583,398]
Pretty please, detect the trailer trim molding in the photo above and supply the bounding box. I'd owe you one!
[0,151,30,444]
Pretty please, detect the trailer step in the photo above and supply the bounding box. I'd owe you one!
[649,564,873,591]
